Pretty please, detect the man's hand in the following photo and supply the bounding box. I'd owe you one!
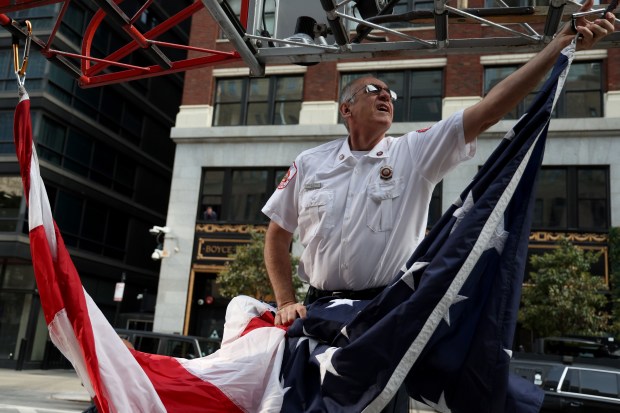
[275,302,307,326]
[557,0,616,50]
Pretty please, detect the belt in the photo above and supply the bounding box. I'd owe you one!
[304,285,386,305]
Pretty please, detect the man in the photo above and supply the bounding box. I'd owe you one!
[204,206,218,221]
[262,2,614,410]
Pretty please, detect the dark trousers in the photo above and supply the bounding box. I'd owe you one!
[304,286,410,413]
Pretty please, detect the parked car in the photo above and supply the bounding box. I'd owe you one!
[533,336,619,359]
[511,354,620,412]
[116,328,221,359]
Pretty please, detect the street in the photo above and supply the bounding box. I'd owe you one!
[0,369,90,413]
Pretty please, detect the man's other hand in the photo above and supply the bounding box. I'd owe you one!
[275,302,307,326]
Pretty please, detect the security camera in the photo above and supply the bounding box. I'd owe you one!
[151,248,167,260]
[149,226,170,235]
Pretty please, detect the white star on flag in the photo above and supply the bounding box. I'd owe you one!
[443,294,468,326]
[316,347,341,384]
[326,298,359,308]
[422,392,452,413]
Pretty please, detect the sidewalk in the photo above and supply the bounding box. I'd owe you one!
[0,368,434,412]
[0,368,90,403]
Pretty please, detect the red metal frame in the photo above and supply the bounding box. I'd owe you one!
[0,0,249,87]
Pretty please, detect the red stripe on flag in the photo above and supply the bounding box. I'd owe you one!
[132,350,244,413]
[13,98,32,201]
[241,310,287,337]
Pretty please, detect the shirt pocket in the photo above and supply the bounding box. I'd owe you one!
[366,177,405,232]
[299,190,335,237]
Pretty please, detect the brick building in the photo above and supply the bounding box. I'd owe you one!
[153,1,620,345]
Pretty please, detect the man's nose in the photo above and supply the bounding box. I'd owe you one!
[378,89,390,100]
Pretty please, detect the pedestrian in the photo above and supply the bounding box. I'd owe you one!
[262,2,614,411]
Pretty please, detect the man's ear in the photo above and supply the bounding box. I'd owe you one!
[339,102,351,118]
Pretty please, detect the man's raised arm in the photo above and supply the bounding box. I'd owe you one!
[463,0,616,143]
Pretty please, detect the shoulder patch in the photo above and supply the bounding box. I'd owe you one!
[416,126,432,133]
[278,162,297,189]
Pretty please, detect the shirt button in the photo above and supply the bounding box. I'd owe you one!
[376,151,383,156]
[339,154,344,160]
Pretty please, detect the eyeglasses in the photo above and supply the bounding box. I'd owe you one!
[349,83,397,102]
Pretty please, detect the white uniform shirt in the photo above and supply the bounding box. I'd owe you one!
[262,110,475,291]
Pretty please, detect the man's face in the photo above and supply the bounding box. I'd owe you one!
[345,78,394,133]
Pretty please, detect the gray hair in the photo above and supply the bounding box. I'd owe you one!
[340,79,360,104]
[340,76,375,104]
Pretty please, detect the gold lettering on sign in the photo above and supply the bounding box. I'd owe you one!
[196,237,250,261]
[203,245,236,255]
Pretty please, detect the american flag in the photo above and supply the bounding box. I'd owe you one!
[13,39,576,412]
[279,42,576,413]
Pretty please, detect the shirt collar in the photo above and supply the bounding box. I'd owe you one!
[334,137,391,166]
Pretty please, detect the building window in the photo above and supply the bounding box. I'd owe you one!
[199,167,289,223]
[341,69,443,122]
[47,67,152,145]
[0,112,15,155]
[387,0,435,28]
[62,1,88,47]
[213,76,303,126]
[532,166,609,231]
[220,0,276,39]
[484,61,603,119]
[0,177,24,233]
[47,185,128,259]
[37,116,136,197]
[0,49,46,91]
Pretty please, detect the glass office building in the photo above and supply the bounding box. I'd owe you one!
[0,0,190,369]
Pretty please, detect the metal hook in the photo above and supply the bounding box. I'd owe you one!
[13,20,32,86]
[571,1,619,33]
